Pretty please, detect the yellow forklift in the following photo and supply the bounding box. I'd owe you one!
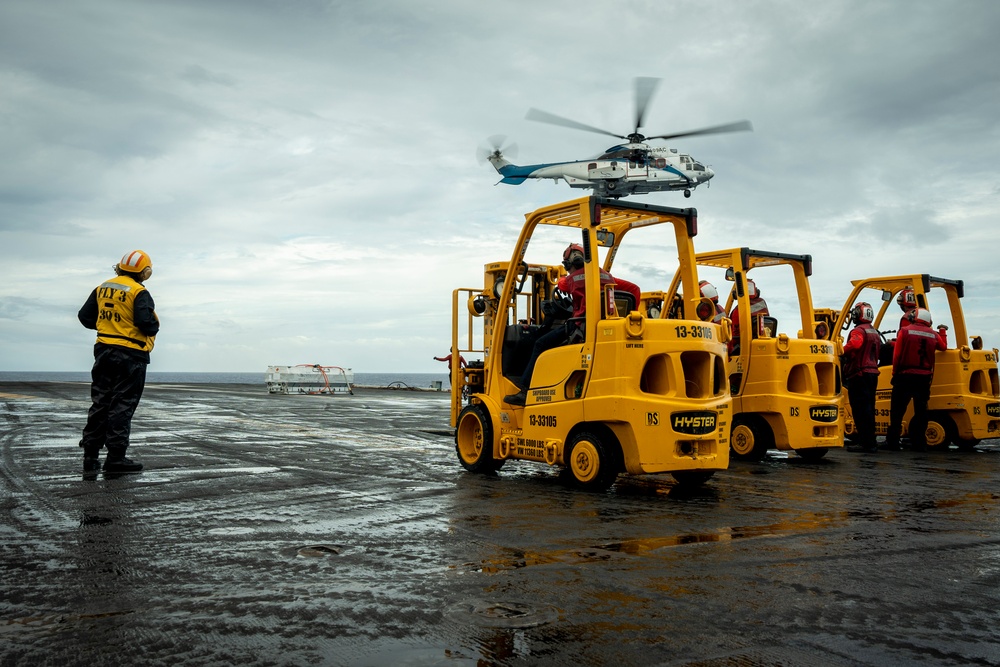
[663,248,843,461]
[448,196,731,491]
[829,275,1000,449]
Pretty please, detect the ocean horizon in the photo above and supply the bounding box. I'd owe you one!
[0,370,451,390]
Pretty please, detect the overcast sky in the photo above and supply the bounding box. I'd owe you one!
[1,0,998,373]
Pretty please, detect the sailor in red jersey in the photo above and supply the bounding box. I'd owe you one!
[433,352,466,371]
[505,244,640,406]
[699,280,726,324]
[729,278,768,355]
[843,302,882,453]
[884,307,948,451]
[558,244,640,320]
[896,288,916,331]
[881,288,919,366]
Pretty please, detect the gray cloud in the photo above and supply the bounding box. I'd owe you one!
[1,0,998,371]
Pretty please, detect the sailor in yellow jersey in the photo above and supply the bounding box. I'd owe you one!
[77,250,160,474]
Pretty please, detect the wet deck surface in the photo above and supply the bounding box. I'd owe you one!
[2,381,999,666]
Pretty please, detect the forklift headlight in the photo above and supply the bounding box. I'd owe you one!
[468,295,487,316]
[815,322,829,339]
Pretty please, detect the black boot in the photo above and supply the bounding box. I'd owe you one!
[103,456,144,473]
[504,390,526,406]
[82,444,102,474]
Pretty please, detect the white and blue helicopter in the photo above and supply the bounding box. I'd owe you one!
[479,77,752,198]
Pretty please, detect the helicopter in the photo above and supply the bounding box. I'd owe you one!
[479,77,752,198]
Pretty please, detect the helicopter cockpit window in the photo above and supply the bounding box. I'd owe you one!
[600,147,631,160]
[681,155,691,164]
[693,162,705,172]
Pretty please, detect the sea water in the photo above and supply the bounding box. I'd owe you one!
[0,371,450,390]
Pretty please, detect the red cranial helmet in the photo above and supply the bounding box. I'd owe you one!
[699,280,719,303]
[908,307,932,326]
[897,288,916,311]
[851,301,874,325]
[562,243,584,270]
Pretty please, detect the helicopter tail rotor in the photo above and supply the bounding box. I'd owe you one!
[477,134,518,164]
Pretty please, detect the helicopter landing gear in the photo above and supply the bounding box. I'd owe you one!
[683,189,691,198]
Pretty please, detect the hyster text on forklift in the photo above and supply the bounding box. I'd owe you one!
[829,275,1000,449]
[662,248,843,461]
[448,196,732,491]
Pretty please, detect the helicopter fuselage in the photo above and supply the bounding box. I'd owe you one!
[488,143,715,198]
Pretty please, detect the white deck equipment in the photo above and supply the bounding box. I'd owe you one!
[266,365,354,395]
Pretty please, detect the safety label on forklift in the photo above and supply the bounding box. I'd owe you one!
[530,388,556,403]
[515,438,546,459]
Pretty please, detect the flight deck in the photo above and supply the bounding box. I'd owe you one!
[2,381,998,666]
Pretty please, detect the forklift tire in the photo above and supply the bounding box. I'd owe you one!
[730,415,773,462]
[924,417,949,449]
[941,415,979,450]
[455,404,503,473]
[564,430,620,491]
[955,437,980,451]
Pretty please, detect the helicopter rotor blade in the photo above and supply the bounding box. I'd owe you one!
[633,77,660,132]
[646,120,754,142]
[525,108,625,140]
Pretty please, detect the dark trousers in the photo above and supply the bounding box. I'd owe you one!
[516,326,569,390]
[80,346,148,458]
[886,373,933,448]
[846,373,879,448]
